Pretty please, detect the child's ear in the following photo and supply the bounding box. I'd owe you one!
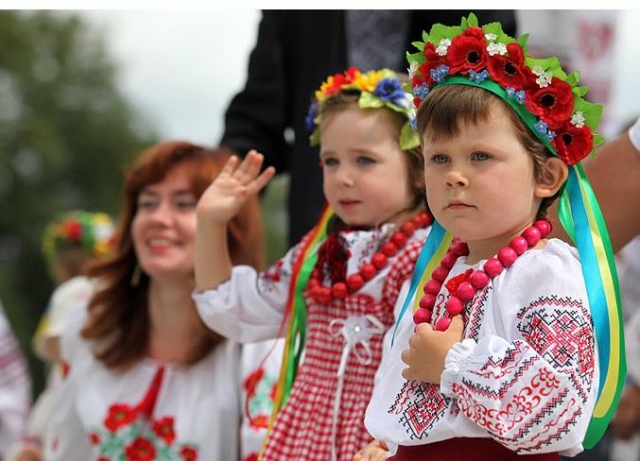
[535,157,568,198]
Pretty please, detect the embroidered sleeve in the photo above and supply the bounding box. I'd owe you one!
[194,230,315,343]
[440,295,596,454]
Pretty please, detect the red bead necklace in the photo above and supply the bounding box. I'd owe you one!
[308,212,432,305]
[413,218,552,331]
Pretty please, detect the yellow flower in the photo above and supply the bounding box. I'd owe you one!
[353,70,383,93]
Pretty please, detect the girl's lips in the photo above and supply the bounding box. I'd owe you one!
[447,202,473,209]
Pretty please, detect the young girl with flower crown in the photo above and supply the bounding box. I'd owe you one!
[362,14,625,461]
[194,68,432,461]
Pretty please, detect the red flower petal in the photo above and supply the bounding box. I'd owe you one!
[125,437,156,461]
[152,416,176,445]
[487,43,535,91]
[445,27,488,74]
[104,404,137,433]
[525,77,574,130]
[552,123,593,165]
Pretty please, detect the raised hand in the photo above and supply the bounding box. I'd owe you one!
[401,315,465,384]
[197,150,275,224]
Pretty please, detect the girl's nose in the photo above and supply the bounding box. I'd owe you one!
[445,170,469,188]
[337,167,355,187]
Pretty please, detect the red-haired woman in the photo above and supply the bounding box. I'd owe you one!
[45,141,265,461]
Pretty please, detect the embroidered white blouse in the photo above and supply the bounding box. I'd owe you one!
[46,308,242,461]
[193,225,430,344]
[365,238,599,457]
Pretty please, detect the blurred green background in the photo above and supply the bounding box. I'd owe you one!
[0,10,288,397]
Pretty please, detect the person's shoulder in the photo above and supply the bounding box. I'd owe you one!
[499,238,587,299]
[51,276,94,307]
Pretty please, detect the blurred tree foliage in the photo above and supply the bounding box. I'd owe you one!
[0,11,156,395]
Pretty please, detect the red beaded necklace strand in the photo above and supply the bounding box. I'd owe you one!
[413,218,552,331]
[308,212,432,304]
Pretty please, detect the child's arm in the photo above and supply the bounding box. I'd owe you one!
[403,266,596,454]
[195,150,275,291]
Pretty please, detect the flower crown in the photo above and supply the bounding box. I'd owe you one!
[306,67,420,151]
[407,13,604,165]
[42,210,116,263]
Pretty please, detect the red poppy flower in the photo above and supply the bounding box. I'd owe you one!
[552,123,593,165]
[88,432,100,445]
[180,445,198,461]
[418,42,445,87]
[445,269,474,295]
[445,26,488,74]
[244,454,259,461]
[104,404,137,433]
[244,367,265,397]
[124,437,156,461]
[98,457,109,461]
[525,77,574,130]
[65,220,82,242]
[487,43,535,91]
[152,416,176,445]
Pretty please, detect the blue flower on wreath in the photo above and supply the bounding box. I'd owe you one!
[534,120,556,141]
[430,64,450,84]
[305,102,319,132]
[469,69,489,84]
[374,78,406,106]
[414,83,430,100]
[506,87,526,104]
[410,118,418,131]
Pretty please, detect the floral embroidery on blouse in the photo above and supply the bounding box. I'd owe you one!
[243,365,278,431]
[89,403,199,461]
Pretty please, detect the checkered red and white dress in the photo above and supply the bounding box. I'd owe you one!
[195,224,431,461]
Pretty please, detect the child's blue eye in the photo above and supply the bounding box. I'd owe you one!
[472,152,491,161]
[357,156,375,165]
[323,158,338,166]
[431,154,449,164]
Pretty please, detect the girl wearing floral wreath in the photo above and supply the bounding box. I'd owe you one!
[194,68,432,461]
[45,142,265,461]
[361,14,625,461]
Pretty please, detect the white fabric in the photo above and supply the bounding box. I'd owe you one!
[0,302,31,457]
[46,306,242,461]
[628,116,640,152]
[366,238,598,456]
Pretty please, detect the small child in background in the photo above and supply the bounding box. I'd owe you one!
[364,14,624,460]
[194,68,431,461]
[14,210,115,459]
[34,210,116,364]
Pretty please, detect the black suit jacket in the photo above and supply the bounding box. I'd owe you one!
[221,10,517,245]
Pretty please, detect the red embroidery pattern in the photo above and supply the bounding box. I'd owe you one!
[450,295,594,452]
[389,380,450,440]
[517,295,594,403]
[89,367,200,460]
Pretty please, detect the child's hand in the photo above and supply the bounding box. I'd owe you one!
[353,439,389,461]
[401,315,465,384]
[197,150,275,224]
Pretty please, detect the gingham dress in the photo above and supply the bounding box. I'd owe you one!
[195,225,430,461]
